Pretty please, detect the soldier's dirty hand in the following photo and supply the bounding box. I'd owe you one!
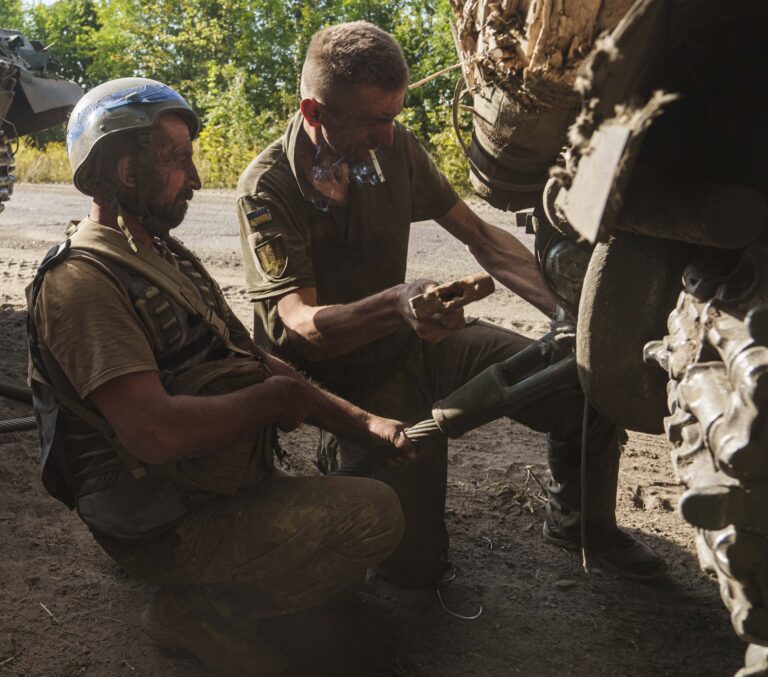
[269,375,310,432]
[366,414,414,463]
[397,279,465,342]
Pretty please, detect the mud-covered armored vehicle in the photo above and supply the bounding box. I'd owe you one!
[446,0,768,674]
[0,28,82,214]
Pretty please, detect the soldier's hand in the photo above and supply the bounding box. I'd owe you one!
[269,375,310,432]
[365,414,415,464]
[397,279,465,342]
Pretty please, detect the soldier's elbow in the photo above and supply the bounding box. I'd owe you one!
[281,325,331,363]
[120,424,182,465]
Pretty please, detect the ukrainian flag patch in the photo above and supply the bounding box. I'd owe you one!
[247,206,272,229]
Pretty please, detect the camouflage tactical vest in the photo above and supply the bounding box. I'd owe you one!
[28,219,276,541]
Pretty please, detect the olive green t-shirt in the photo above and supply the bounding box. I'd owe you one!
[35,254,158,400]
[34,219,254,401]
[236,113,459,387]
[32,219,273,503]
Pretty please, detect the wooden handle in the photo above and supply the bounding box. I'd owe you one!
[409,273,495,319]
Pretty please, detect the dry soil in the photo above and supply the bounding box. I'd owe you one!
[0,184,745,677]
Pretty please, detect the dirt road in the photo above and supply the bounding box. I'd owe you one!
[0,184,744,676]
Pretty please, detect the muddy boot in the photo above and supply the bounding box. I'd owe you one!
[543,411,665,581]
[140,587,287,676]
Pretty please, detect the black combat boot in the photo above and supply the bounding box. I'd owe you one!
[543,410,665,581]
[141,586,287,676]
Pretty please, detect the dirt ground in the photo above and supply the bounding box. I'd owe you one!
[0,184,746,676]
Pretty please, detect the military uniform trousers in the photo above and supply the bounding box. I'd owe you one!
[320,320,623,588]
[97,474,404,619]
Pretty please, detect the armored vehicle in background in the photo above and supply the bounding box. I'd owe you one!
[0,28,82,214]
[448,1,768,674]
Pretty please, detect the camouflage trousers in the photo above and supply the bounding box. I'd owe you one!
[319,320,623,587]
[97,474,404,620]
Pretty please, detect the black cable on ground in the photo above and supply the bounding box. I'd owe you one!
[0,382,33,405]
[0,416,36,433]
[580,394,591,574]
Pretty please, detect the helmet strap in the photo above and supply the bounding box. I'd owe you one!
[106,190,138,253]
[115,201,139,254]
[135,129,153,226]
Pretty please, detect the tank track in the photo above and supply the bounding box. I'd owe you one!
[645,243,768,677]
[0,130,14,214]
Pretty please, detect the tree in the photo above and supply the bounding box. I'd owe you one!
[396,0,471,193]
[24,0,100,87]
[11,0,471,192]
[0,0,25,32]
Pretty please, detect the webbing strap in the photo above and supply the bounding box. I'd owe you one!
[30,220,258,484]
[27,240,147,480]
[69,220,252,358]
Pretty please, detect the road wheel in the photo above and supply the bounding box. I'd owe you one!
[576,230,696,433]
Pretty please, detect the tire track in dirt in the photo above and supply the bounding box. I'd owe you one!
[0,250,46,306]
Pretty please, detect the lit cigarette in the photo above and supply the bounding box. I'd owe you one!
[369,149,385,183]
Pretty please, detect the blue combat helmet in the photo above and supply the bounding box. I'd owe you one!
[66,78,199,196]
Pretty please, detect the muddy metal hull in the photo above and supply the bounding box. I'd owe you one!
[450,0,768,672]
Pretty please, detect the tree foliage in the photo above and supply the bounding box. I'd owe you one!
[0,0,25,31]
[24,0,100,87]
[8,0,470,190]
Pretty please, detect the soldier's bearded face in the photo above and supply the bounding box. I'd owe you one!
[144,115,201,237]
[144,175,193,237]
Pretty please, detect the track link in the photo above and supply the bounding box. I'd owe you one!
[646,244,768,676]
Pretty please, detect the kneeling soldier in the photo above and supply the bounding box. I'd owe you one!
[27,77,408,676]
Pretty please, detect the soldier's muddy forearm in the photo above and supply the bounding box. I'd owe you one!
[276,286,405,362]
[263,354,411,452]
[436,199,557,316]
[277,279,466,363]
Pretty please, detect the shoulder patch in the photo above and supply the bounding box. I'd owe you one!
[253,235,287,278]
[247,207,272,230]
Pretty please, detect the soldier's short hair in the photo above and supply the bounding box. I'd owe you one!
[300,21,409,103]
